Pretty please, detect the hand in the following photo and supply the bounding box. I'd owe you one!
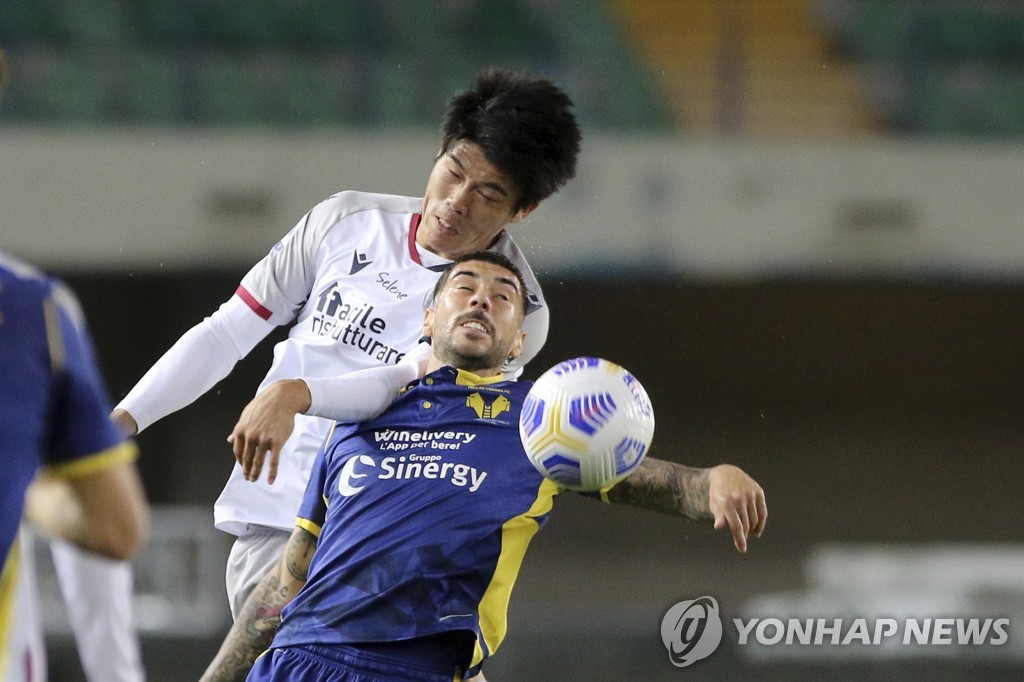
[708,464,767,553]
[110,408,138,436]
[228,380,311,484]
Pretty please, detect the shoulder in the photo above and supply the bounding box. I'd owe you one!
[487,232,545,305]
[0,251,68,318]
[317,191,421,220]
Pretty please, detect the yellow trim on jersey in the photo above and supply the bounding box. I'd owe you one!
[455,369,506,387]
[292,420,336,539]
[42,294,66,372]
[295,517,322,539]
[471,478,560,667]
[44,440,138,479]
[0,534,21,676]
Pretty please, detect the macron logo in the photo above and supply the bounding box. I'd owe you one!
[350,251,372,275]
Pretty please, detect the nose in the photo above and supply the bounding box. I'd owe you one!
[470,292,491,312]
[446,185,470,215]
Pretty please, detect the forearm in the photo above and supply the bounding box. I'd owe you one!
[304,341,430,422]
[201,571,290,681]
[23,464,149,561]
[605,457,712,522]
[24,477,90,545]
[201,528,314,682]
[118,297,272,432]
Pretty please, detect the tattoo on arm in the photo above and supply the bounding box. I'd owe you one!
[605,458,712,522]
[201,528,316,682]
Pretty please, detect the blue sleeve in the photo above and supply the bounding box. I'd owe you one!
[45,284,126,465]
[295,425,333,536]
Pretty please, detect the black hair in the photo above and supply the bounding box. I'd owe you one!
[431,250,528,314]
[441,68,581,212]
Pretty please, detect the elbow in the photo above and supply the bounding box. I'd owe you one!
[94,504,151,561]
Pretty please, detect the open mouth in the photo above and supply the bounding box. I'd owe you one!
[436,216,459,236]
[459,318,491,336]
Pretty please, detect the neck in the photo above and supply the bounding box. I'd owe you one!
[425,355,502,377]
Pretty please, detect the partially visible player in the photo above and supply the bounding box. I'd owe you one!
[0,250,150,682]
[198,252,766,681]
[111,68,582,622]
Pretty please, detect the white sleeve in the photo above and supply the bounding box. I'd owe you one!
[303,341,432,422]
[116,295,276,432]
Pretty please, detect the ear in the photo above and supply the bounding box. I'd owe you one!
[422,308,436,340]
[508,202,539,224]
[506,330,526,362]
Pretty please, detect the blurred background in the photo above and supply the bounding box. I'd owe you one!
[2,0,1023,679]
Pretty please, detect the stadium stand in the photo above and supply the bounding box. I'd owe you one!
[0,0,672,131]
[818,0,1024,136]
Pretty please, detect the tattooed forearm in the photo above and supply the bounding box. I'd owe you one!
[200,528,316,682]
[605,458,712,522]
[286,527,316,582]
[200,574,288,681]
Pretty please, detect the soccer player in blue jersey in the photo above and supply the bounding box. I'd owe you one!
[200,252,767,682]
[0,250,150,682]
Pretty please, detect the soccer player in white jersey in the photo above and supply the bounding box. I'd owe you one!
[103,69,583,636]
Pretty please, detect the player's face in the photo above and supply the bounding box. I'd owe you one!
[418,141,537,260]
[425,260,526,376]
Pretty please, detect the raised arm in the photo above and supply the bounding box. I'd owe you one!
[605,458,767,553]
[200,526,317,682]
[230,342,430,483]
[113,296,276,435]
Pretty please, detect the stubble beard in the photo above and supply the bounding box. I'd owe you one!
[433,334,507,374]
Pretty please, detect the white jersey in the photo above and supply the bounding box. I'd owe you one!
[211,191,548,534]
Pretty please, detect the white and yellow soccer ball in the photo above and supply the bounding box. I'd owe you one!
[519,357,655,491]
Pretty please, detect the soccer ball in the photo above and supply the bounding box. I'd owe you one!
[519,357,655,491]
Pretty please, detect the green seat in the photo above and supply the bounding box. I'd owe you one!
[378,0,450,54]
[845,1,910,62]
[113,49,182,124]
[19,49,108,124]
[280,0,369,51]
[196,54,272,125]
[197,1,285,48]
[44,0,127,46]
[457,0,541,60]
[918,10,1024,61]
[129,0,200,45]
[273,55,359,127]
[917,66,1024,137]
[367,57,436,127]
[0,1,49,44]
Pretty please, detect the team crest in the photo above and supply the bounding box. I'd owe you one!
[466,392,511,420]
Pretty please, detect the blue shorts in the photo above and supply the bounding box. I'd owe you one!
[248,637,472,682]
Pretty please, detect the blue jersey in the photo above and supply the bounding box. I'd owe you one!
[275,367,561,673]
[0,252,136,566]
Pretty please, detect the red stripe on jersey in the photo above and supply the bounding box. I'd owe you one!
[408,213,422,264]
[235,285,273,321]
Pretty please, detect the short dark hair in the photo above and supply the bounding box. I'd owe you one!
[441,68,581,213]
[431,251,529,314]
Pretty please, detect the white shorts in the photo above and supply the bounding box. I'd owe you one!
[50,538,144,682]
[1,531,46,682]
[224,525,290,622]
